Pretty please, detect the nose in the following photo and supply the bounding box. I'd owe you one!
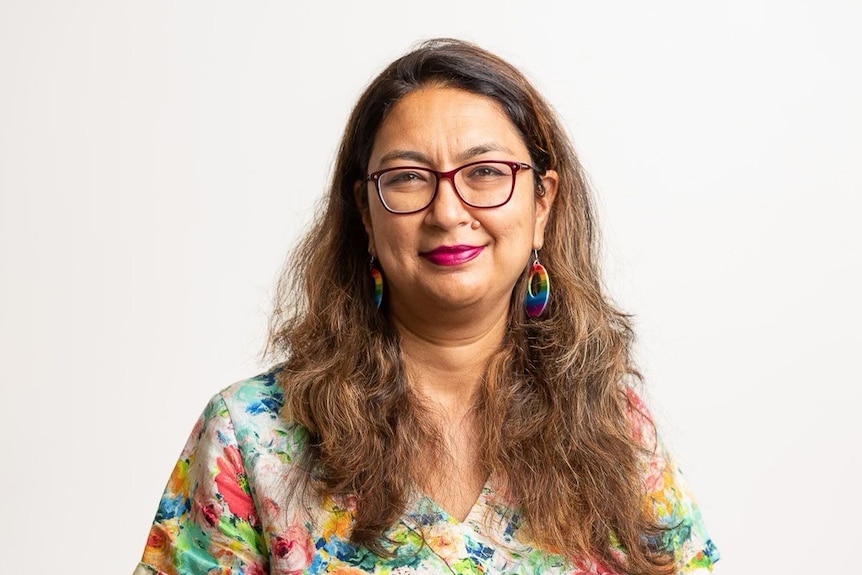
[424,174,471,228]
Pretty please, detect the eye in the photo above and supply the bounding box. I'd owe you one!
[389,170,426,183]
[472,165,504,176]
[381,169,432,188]
[463,164,508,182]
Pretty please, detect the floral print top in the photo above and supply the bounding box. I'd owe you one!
[134,369,719,575]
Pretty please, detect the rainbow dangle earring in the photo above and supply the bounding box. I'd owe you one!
[524,250,550,318]
[369,256,383,309]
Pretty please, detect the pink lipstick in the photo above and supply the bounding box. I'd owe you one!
[420,245,484,266]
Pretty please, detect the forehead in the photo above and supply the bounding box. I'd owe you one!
[369,86,528,166]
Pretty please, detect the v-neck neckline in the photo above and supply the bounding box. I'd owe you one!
[408,475,496,528]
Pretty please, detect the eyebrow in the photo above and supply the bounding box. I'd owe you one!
[376,144,516,167]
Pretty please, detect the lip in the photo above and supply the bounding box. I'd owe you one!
[420,245,484,266]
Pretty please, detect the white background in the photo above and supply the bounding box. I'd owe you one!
[2,1,860,573]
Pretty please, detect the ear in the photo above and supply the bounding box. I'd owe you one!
[532,169,558,250]
[353,180,376,255]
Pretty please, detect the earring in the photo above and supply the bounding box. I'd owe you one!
[524,250,549,317]
[369,256,383,309]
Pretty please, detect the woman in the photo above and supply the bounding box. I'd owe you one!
[134,38,719,575]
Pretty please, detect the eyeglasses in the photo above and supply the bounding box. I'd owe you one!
[366,160,533,214]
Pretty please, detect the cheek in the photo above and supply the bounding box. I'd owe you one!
[484,205,537,244]
[369,216,415,256]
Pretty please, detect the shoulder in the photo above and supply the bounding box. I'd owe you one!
[621,386,721,571]
[137,368,306,574]
[622,384,660,452]
[218,366,286,424]
[209,365,311,468]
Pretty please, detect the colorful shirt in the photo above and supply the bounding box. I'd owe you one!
[134,369,719,575]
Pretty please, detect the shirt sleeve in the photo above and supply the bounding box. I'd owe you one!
[134,393,269,575]
[627,389,721,573]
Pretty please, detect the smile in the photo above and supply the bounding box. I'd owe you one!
[420,245,484,266]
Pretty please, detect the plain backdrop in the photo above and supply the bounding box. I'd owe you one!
[2,1,860,573]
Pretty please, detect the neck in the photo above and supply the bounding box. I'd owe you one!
[390,302,509,413]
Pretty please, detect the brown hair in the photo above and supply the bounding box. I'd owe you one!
[266,38,674,574]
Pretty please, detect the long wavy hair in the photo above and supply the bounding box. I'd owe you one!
[266,38,674,574]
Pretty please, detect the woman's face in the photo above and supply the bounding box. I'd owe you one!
[357,86,557,321]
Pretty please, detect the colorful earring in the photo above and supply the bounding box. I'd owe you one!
[369,256,383,309]
[524,250,550,317]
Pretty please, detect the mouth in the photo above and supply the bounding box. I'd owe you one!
[420,245,484,266]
